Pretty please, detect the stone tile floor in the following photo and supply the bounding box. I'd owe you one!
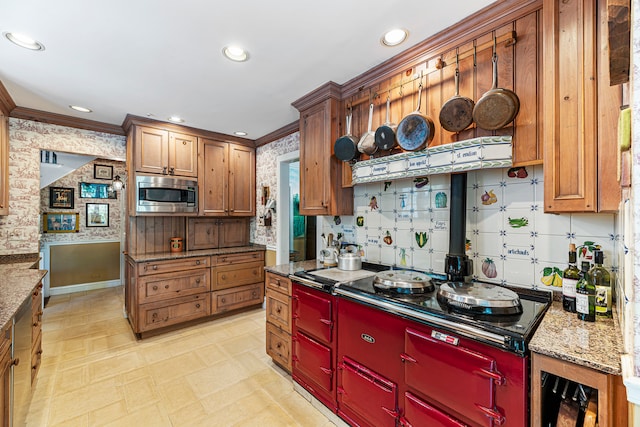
[23,286,341,426]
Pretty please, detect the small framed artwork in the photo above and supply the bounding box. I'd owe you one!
[86,203,109,227]
[43,212,79,233]
[79,182,117,199]
[94,164,113,180]
[49,187,74,209]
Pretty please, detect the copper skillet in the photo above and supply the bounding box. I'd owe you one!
[439,54,475,133]
[472,52,520,130]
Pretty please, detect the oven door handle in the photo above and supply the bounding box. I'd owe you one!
[319,367,332,376]
[319,318,333,328]
[475,404,506,426]
[474,368,506,385]
[400,353,417,363]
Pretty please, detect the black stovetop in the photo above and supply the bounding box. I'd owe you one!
[292,262,551,355]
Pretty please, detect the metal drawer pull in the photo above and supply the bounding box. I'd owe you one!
[165,285,169,289]
[195,260,201,265]
[195,278,201,284]
[153,286,158,290]
[195,304,201,309]
[152,265,158,270]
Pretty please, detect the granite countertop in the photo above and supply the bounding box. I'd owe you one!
[529,301,623,375]
[127,244,267,263]
[0,262,48,332]
[264,260,323,277]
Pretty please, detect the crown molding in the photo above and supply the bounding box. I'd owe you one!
[10,107,125,135]
[291,81,343,112]
[255,121,299,147]
[0,81,16,117]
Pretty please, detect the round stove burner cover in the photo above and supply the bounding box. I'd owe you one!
[373,270,434,294]
[436,282,523,315]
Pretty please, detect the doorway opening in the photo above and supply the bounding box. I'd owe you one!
[276,152,316,265]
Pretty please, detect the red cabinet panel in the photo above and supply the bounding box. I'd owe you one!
[403,327,504,427]
[293,286,333,344]
[400,392,466,427]
[292,332,333,396]
[337,357,397,427]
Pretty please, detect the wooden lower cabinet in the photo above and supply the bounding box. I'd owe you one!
[265,272,292,372]
[0,323,11,427]
[30,283,43,385]
[126,250,265,336]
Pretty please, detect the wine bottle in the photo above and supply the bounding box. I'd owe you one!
[576,261,595,322]
[562,244,580,313]
[590,249,612,318]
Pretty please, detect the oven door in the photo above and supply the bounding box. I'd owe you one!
[402,326,506,427]
[399,392,466,427]
[292,285,333,344]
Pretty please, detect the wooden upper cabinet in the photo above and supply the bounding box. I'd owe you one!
[134,125,197,178]
[198,138,255,217]
[228,143,256,216]
[293,85,353,216]
[0,114,8,216]
[199,138,229,215]
[543,0,621,212]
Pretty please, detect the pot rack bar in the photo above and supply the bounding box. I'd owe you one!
[347,31,517,109]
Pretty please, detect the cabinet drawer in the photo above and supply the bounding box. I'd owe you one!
[214,251,264,266]
[30,331,42,385]
[138,268,210,304]
[138,293,210,332]
[0,323,11,357]
[213,261,264,290]
[211,283,263,314]
[266,321,291,372]
[266,289,291,333]
[265,272,291,295]
[138,257,209,276]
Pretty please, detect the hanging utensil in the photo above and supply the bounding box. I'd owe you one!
[358,102,378,155]
[396,80,435,151]
[374,94,397,151]
[439,52,475,132]
[472,40,520,130]
[334,110,360,162]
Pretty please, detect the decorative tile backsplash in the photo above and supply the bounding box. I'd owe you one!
[320,165,618,291]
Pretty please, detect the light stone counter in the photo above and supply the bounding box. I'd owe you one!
[529,301,623,375]
[264,260,323,277]
[127,244,266,263]
[0,262,48,332]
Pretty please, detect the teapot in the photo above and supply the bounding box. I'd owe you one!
[320,248,339,267]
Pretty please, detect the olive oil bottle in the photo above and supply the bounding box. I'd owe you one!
[576,261,596,322]
[590,249,612,318]
[562,244,580,313]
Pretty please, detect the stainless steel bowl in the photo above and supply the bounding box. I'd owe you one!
[337,253,362,271]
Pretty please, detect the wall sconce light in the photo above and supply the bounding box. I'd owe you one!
[112,175,124,191]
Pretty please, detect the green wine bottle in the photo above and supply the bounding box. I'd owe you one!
[576,261,595,322]
[590,250,612,318]
[562,244,580,313]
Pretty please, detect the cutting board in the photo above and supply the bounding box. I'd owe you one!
[556,399,579,427]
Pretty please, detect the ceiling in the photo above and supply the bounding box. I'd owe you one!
[1,0,495,140]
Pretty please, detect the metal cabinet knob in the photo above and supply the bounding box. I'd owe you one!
[152,265,158,270]
[195,304,201,309]
[153,286,158,291]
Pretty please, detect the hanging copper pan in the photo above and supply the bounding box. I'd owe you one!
[472,53,520,131]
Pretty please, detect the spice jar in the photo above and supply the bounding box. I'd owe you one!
[170,237,183,252]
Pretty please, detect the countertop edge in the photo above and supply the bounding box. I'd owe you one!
[126,244,266,262]
[0,263,48,333]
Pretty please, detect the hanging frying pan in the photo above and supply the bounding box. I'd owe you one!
[374,95,397,151]
[472,52,520,131]
[358,102,378,155]
[334,112,359,162]
[396,83,435,151]
[439,54,475,132]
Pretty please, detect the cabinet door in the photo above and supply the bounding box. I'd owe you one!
[266,288,291,333]
[299,101,331,215]
[266,321,291,372]
[187,218,220,250]
[0,324,11,427]
[199,138,229,215]
[218,218,249,247]
[0,114,8,216]
[168,132,197,178]
[135,125,169,175]
[228,143,255,216]
[543,0,597,212]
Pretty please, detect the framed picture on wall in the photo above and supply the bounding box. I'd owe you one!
[94,164,113,180]
[49,187,74,209]
[79,182,117,199]
[86,203,109,227]
[43,212,79,233]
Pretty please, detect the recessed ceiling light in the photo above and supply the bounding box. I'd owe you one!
[69,105,92,113]
[168,116,184,123]
[234,131,248,136]
[223,45,249,62]
[4,32,45,51]
[381,29,408,47]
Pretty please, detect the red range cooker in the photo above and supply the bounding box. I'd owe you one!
[291,265,551,427]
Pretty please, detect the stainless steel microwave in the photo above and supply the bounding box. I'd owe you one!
[136,175,198,214]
